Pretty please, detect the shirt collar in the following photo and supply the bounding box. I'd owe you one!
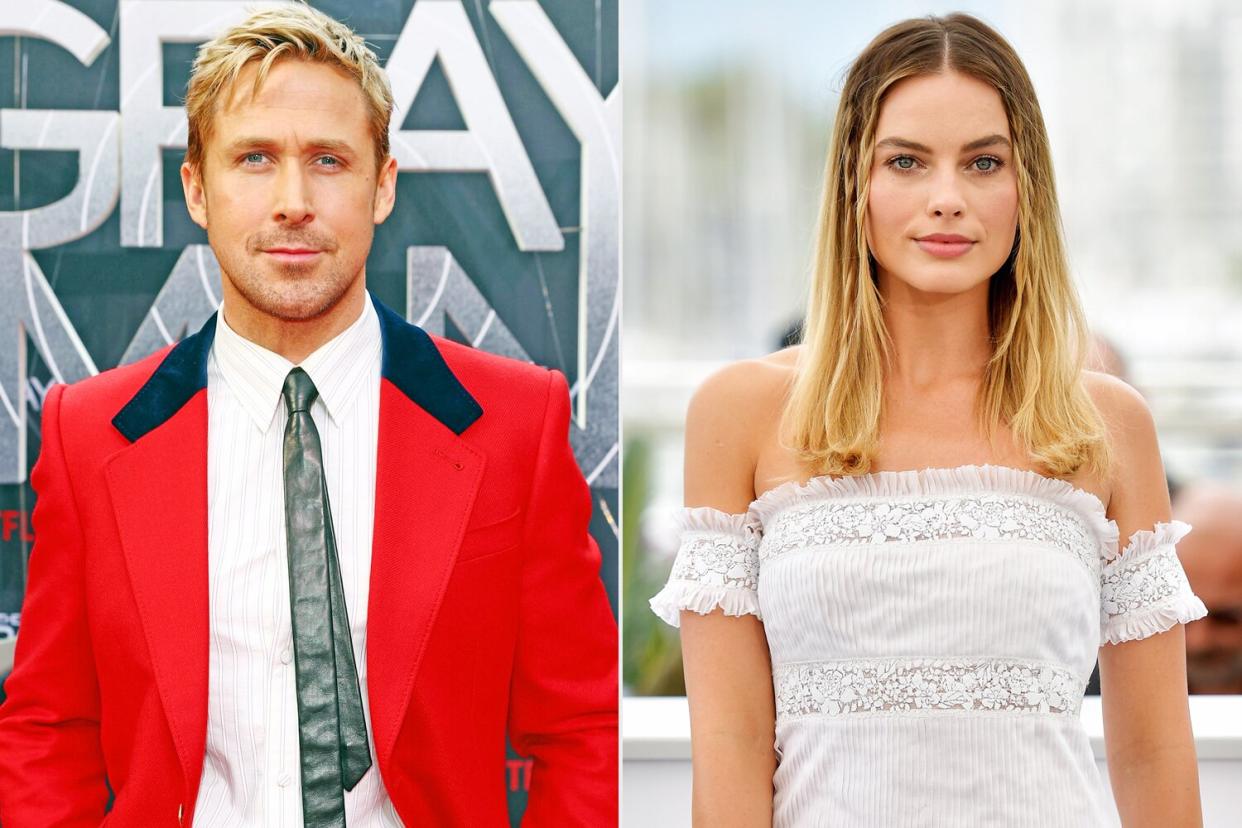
[211,292,382,433]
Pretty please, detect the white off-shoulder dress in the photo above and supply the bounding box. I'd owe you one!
[650,465,1207,828]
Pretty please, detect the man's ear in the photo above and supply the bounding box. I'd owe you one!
[372,154,398,225]
[181,161,208,229]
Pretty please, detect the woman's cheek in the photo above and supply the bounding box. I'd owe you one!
[866,181,908,257]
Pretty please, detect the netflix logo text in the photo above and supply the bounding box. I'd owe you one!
[1,510,33,544]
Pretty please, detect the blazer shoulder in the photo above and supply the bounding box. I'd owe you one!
[53,346,173,425]
[426,337,567,447]
[431,334,552,391]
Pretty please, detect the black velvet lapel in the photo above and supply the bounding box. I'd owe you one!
[111,292,483,443]
[373,293,483,435]
[112,314,217,443]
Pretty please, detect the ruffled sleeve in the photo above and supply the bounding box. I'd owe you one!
[648,506,762,627]
[1099,520,1207,646]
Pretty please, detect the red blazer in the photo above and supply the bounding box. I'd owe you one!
[0,295,618,826]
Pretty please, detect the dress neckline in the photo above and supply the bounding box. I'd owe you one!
[748,463,1118,549]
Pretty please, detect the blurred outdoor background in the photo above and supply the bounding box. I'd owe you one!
[622,0,1242,697]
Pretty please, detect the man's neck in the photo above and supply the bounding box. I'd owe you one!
[220,282,367,364]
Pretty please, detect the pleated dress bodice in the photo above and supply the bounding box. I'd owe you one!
[651,465,1207,827]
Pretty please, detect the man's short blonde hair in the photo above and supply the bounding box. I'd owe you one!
[184,3,394,171]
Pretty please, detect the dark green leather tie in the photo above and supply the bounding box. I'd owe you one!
[282,367,372,827]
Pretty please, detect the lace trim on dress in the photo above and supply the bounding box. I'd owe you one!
[757,495,1099,573]
[773,656,1085,722]
[1100,520,1207,645]
[748,465,1119,559]
[649,506,762,628]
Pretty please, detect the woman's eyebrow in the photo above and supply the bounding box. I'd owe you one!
[875,134,1012,153]
[961,133,1011,152]
[875,137,932,153]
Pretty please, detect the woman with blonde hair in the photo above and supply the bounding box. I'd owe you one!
[651,13,1206,827]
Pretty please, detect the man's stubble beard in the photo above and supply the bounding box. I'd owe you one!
[225,257,362,322]
[211,219,368,322]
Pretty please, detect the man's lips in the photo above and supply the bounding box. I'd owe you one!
[262,248,324,264]
[914,234,974,258]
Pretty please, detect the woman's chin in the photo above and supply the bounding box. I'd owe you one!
[880,266,994,298]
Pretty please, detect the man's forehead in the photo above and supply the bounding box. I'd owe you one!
[219,59,368,119]
[207,60,372,154]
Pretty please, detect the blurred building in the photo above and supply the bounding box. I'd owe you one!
[626,62,824,364]
[1030,0,1242,480]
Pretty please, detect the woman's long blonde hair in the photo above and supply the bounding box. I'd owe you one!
[785,13,1108,478]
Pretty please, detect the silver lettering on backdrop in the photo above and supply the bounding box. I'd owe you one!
[384,0,562,252]
[0,1,113,483]
[493,1,619,486]
[120,244,221,364]
[408,246,530,362]
[0,110,120,249]
[0,0,110,66]
[1,0,618,487]
[0,253,100,484]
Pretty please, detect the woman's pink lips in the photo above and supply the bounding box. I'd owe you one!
[914,236,974,258]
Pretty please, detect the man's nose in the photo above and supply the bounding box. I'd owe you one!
[272,162,313,225]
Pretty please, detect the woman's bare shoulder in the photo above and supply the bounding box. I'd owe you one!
[683,348,801,511]
[689,347,800,422]
[1081,369,1163,494]
[1081,369,1157,444]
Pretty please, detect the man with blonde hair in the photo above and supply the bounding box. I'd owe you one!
[0,5,617,826]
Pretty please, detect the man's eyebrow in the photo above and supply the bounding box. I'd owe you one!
[875,134,1012,153]
[222,137,358,155]
[223,136,278,153]
[303,138,357,155]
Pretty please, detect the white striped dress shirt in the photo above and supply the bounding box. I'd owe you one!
[194,293,402,826]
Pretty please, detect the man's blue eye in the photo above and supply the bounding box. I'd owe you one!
[244,153,265,164]
[317,156,340,166]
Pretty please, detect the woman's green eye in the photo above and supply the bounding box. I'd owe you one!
[894,156,916,170]
[974,156,1001,172]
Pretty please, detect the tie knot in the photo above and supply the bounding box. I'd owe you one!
[282,368,319,414]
